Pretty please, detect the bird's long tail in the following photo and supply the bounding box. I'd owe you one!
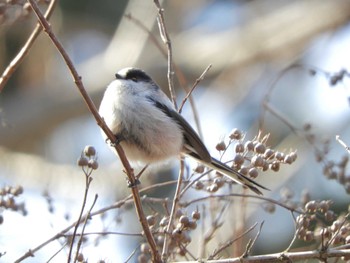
[185,154,268,195]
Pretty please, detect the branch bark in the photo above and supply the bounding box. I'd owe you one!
[26,0,161,262]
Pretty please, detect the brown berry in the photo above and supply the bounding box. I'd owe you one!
[305,201,318,213]
[192,211,200,220]
[84,145,96,157]
[254,142,266,154]
[229,128,243,140]
[216,141,226,151]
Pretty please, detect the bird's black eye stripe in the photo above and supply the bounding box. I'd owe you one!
[115,69,153,82]
[125,69,152,82]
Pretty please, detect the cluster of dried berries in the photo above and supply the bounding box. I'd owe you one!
[0,185,26,224]
[304,123,350,194]
[138,209,200,262]
[309,68,349,87]
[193,129,297,193]
[227,129,297,177]
[77,145,99,171]
[296,200,350,252]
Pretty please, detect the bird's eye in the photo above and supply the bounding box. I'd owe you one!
[131,77,138,82]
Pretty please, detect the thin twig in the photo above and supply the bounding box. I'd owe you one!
[177,247,350,263]
[124,245,140,263]
[208,222,258,260]
[336,135,350,154]
[179,64,212,113]
[161,159,185,261]
[47,242,68,263]
[181,193,303,214]
[0,0,57,92]
[74,194,98,262]
[124,12,204,138]
[203,203,229,244]
[67,170,93,263]
[242,221,264,257]
[26,1,161,261]
[284,211,300,252]
[153,0,177,109]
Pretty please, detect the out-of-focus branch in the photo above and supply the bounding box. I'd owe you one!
[0,0,57,93]
[26,0,161,262]
[175,0,350,71]
[154,0,177,110]
[176,246,350,263]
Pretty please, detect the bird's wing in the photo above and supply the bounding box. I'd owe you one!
[148,98,212,162]
[148,97,267,195]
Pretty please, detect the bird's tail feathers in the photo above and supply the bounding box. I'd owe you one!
[185,154,268,195]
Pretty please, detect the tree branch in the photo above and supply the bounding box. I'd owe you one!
[0,0,57,93]
[26,0,161,262]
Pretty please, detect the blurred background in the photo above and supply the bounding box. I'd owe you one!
[1,0,350,262]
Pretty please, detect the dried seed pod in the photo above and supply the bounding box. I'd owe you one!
[192,210,201,220]
[318,200,330,213]
[262,202,275,213]
[264,148,275,159]
[84,145,96,157]
[229,128,243,140]
[304,231,314,242]
[159,216,169,227]
[76,253,84,262]
[319,227,331,239]
[324,210,335,222]
[207,184,219,193]
[248,168,259,178]
[251,155,264,167]
[194,165,205,174]
[235,143,245,153]
[213,177,224,187]
[216,141,226,151]
[10,186,23,196]
[245,141,254,151]
[188,220,197,230]
[140,243,150,254]
[331,220,342,232]
[280,187,294,200]
[77,156,88,167]
[289,151,298,162]
[345,235,350,244]
[275,152,285,161]
[175,210,184,218]
[254,142,266,154]
[193,180,204,190]
[270,161,280,172]
[146,215,156,226]
[138,254,148,263]
[179,215,190,226]
[305,201,318,213]
[284,155,294,164]
[233,154,244,166]
[238,167,248,175]
[88,159,99,170]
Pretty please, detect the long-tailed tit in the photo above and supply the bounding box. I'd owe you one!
[99,67,267,195]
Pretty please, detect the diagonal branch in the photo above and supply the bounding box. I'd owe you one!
[154,0,177,110]
[26,0,161,262]
[0,0,57,93]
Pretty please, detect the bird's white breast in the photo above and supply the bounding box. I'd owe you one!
[99,80,184,163]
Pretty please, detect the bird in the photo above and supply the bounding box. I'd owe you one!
[99,67,267,195]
